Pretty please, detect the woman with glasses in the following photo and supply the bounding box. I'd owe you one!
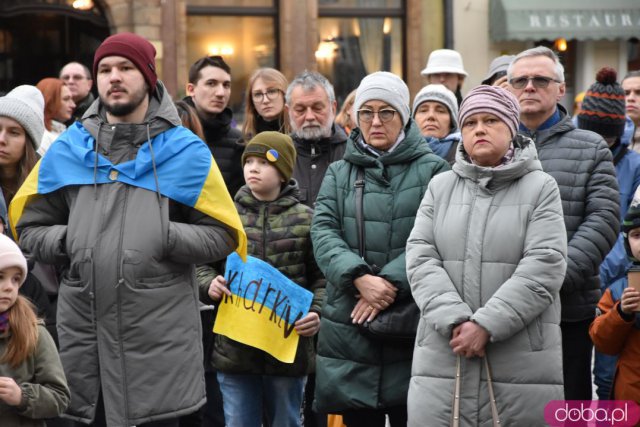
[311,72,449,427]
[406,86,566,426]
[241,68,290,141]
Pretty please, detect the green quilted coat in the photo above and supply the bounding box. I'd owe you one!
[212,182,326,376]
[311,120,449,412]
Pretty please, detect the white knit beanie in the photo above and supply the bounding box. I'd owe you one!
[354,72,411,127]
[412,84,459,132]
[0,234,27,285]
[0,85,45,150]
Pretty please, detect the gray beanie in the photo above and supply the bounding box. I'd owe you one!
[412,84,459,132]
[354,71,410,127]
[0,85,44,150]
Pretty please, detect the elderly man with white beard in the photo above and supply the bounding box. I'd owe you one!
[286,71,348,208]
[284,71,347,427]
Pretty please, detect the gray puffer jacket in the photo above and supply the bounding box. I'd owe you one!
[520,105,619,321]
[16,82,237,426]
[406,136,567,426]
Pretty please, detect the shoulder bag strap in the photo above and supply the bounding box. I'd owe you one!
[354,166,365,259]
[450,356,501,427]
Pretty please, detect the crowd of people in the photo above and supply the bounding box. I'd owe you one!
[0,31,639,427]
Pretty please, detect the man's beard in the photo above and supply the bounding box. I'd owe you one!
[291,121,333,140]
[101,84,148,117]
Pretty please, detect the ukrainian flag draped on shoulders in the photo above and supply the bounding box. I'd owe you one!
[9,121,247,260]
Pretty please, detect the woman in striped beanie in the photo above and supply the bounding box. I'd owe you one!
[457,85,521,167]
[406,84,567,426]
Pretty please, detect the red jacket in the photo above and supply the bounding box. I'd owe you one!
[590,287,640,402]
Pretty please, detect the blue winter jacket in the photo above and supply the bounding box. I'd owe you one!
[600,117,640,288]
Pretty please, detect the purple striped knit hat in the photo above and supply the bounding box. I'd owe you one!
[458,85,520,138]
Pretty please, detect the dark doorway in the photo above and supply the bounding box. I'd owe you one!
[0,0,109,92]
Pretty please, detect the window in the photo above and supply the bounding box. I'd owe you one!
[0,4,108,91]
[186,1,278,122]
[319,0,404,106]
[628,39,640,72]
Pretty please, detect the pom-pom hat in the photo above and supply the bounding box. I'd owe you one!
[577,67,626,138]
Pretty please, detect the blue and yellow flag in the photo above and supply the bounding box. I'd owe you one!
[214,253,313,363]
[9,122,246,259]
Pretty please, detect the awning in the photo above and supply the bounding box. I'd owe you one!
[490,0,640,41]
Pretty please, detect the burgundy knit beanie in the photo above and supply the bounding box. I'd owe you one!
[93,32,157,93]
[458,85,520,138]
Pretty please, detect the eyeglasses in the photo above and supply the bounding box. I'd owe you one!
[357,109,397,123]
[252,88,281,102]
[509,76,562,89]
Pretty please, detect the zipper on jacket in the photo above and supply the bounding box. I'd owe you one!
[460,184,479,304]
[259,201,269,368]
[89,257,96,329]
[262,203,269,260]
[89,183,108,419]
[115,183,131,423]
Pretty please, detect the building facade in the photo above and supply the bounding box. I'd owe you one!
[1,0,638,117]
[457,0,640,111]
[0,0,445,119]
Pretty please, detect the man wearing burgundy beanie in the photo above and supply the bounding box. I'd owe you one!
[15,32,241,427]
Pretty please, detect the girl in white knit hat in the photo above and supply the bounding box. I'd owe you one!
[0,233,70,426]
[0,85,45,229]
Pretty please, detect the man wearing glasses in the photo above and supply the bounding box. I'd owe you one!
[507,46,619,401]
[185,55,244,196]
[59,61,94,125]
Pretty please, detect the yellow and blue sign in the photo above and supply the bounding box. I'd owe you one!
[214,253,313,363]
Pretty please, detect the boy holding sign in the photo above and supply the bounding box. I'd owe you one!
[206,131,325,427]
